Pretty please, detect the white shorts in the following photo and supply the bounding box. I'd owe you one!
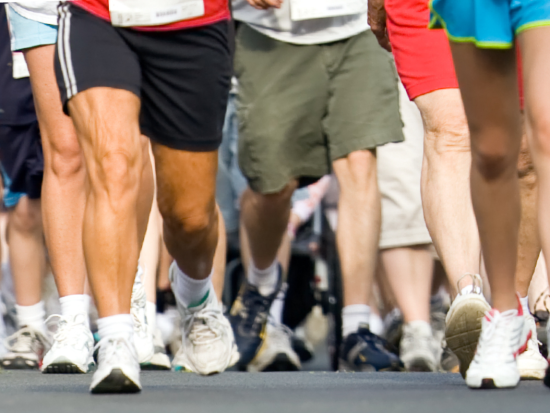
[377,81,431,250]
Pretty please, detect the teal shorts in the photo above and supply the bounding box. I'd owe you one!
[429,0,550,49]
[7,5,58,51]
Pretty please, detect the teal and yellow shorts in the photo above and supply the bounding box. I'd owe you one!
[429,0,550,49]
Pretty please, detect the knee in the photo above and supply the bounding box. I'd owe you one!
[334,149,377,194]
[90,149,141,201]
[471,130,517,181]
[48,139,84,181]
[424,119,470,158]
[246,182,296,214]
[10,199,41,234]
[159,198,216,239]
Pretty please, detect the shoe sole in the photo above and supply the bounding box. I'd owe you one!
[43,362,91,374]
[445,297,489,378]
[1,357,38,370]
[140,363,170,371]
[468,377,520,389]
[259,354,300,372]
[91,369,141,394]
[338,358,403,373]
[405,357,436,372]
[519,369,545,381]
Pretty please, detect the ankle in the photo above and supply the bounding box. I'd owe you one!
[16,301,46,334]
[248,259,279,296]
[97,314,133,341]
[60,294,91,328]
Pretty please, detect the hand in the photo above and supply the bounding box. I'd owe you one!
[246,0,283,10]
[368,0,392,52]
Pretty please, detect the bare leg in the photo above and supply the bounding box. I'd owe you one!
[9,198,46,306]
[450,43,522,312]
[332,149,380,306]
[23,45,86,297]
[380,246,433,323]
[213,206,227,301]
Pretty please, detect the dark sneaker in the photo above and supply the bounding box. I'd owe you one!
[339,324,403,372]
[228,266,282,367]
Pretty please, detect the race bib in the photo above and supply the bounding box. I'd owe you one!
[290,0,367,21]
[12,52,29,79]
[109,0,205,27]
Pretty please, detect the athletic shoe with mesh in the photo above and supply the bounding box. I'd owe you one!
[466,305,530,389]
[339,324,403,372]
[42,313,95,374]
[445,274,490,377]
[90,335,141,394]
[131,267,155,365]
[400,321,438,372]
[1,326,50,370]
[517,313,547,380]
[248,322,301,372]
[229,267,282,367]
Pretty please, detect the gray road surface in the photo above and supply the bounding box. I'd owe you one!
[0,371,548,413]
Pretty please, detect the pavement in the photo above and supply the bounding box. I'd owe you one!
[0,371,549,413]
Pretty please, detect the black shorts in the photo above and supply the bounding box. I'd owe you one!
[55,4,231,151]
[0,122,44,204]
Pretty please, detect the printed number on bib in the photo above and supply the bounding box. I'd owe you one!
[290,0,367,21]
[109,0,205,27]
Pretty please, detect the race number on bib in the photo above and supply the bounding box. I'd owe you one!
[109,0,205,27]
[12,52,29,79]
[290,0,367,21]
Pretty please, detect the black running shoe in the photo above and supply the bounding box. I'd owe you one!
[339,324,404,372]
[228,266,282,367]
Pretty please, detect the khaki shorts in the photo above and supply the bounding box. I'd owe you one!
[235,24,404,194]
[378,82,432,249]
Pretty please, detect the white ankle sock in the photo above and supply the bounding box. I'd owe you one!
[248,260,279,296]
[97,314,133,341]
[269,283,287,325]
[146,301,156,334]
[520,295,530,315]
[369,312,384,336]
[60,294,90,328]
[174,264,212,308]
[16,301,46,334]
[342,304,370,338]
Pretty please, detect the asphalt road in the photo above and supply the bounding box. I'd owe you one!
[0,371,548,413]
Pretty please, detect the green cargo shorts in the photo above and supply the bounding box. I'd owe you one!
[235,24,404,194]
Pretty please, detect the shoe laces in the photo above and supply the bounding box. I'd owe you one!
[238,292,271,335]
[46,314,89,348]
[475,310,517,363]
[94,335,136,365]
[186,306,226,346]
[5,327,47,353]
[456,273,483,296]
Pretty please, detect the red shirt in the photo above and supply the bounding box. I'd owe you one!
[73,0,230,31]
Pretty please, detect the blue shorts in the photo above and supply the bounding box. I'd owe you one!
[7,5,58,51]
[429,0,550,49]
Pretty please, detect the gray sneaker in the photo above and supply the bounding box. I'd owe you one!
[400,321,438,372]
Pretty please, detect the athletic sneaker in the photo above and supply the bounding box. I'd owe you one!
[141,328,171,371]
[339,324,403,372]
[445,274,490,377]
[131,268,155,365]
[400,321,438,372]
[90,335,141,394]
[517,314,547,380]
[229,267,282,367]
[248,322,301,372]
[466,306,530,389]
[42,313,95,374]
[1,326,50,370]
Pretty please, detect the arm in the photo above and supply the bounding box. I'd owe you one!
[367,0,392,52]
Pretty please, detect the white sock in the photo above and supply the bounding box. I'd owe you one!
[520,295,530,315]
[16,301,46,334]
[146,301,156,334]
[369,312,384,336]
[174,264,212,308]
[84,295,92,313]
[269,283,287,325]
[97,314,133,341]
[248,259,279,296]
[460,284,481,296]
[342,304,370,338]
[59,294,90,328]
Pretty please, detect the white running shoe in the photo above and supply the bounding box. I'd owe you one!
[445,274,491,378]
[131,267,155,365]
[42,313,95,374]
[248,322,301,372]
[1,326,50,370]
[400,321,438,372]
[517,313,547,380]
[141,328,171,371]
[90,335,141,394]
[466,306,530,389]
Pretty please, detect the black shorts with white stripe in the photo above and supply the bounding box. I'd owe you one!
[55,3,231,152]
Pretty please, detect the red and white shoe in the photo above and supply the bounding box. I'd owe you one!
[466,298,530,389]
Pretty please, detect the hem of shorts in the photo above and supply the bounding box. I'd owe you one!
[379,228,432,250]
[428,0,514,49]
[63,80,141,115]
[407,79,459,100]
[330,134,404,161]
[141,126,221,152]
[516,20,550,36]
[11,36,57,52]
[246,165,330,195]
